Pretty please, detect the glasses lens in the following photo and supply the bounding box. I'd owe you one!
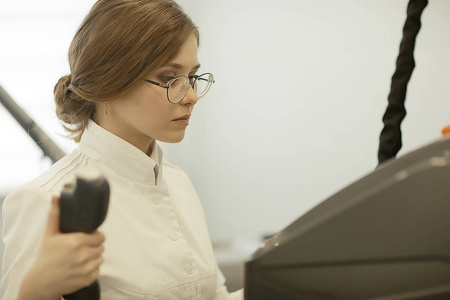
[168,77,190,103]
[167,73,214,103]
[196,73,213,99]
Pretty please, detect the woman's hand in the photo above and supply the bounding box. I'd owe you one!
[17,196,105,300]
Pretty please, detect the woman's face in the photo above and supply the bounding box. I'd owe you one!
[96,34,200,154]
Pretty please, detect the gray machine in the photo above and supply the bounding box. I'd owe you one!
[245,136,450,299]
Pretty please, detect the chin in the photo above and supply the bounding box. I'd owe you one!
[159,133,186,144]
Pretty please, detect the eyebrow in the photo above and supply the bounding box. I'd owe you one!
[165,62,201,70]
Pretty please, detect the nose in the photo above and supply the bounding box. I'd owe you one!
[179,85,198,106]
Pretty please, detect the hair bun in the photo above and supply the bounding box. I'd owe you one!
[57,74,72,93]
[54,74,95,142]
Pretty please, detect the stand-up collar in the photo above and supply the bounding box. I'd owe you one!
[78,120,163,185]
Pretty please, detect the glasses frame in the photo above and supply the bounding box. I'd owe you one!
[145,72,215,104]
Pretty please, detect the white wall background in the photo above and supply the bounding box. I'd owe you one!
[1,0,450,244]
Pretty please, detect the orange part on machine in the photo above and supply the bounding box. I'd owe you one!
[442,126,450,136]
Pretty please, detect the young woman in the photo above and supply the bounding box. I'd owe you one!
[1,1,243,299]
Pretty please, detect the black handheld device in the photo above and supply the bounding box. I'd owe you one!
[59,167,110,300]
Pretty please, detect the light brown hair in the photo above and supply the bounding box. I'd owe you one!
[54,0,199,142]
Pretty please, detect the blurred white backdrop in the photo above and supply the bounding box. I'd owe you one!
[1,0,450,244]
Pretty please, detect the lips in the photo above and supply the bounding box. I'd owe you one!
[172,115,190,122]
[172,115,191,126]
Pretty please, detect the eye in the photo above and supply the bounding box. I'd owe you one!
[188,74,198,83]
[159,75,175,84]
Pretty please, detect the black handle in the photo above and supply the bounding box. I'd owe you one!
[60,168,110,300]
[63,281,100,300]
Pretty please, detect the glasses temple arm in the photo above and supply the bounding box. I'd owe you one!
[145,79,169,88]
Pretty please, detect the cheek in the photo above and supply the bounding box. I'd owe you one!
[127,96,173,129]
[121,89,167,118]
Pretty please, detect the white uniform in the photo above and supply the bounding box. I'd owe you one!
[1,120,243,300]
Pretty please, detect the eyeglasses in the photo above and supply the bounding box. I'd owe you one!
[145,73,215,104]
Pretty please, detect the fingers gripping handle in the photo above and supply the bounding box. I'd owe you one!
[60,168,110,300]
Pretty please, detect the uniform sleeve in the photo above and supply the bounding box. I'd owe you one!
[214,267,244,300]
[0,186,52,300]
